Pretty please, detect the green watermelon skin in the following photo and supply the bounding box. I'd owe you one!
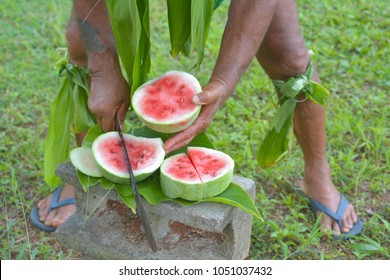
[160,147,234,201]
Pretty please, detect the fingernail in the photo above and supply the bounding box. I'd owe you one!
[192,95,200,104]
[192,95,205,105]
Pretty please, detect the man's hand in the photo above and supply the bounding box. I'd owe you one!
[163,80,230,154]
[88,68,130,131]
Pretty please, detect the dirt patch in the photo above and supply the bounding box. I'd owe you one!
[162,220,223,250]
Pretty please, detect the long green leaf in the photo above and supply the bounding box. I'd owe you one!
[271,99,296,133]
[257,115,293,168]
[191,0,214,68]
[167,0,192,57]
[72,81,96,134]
[44,76,74,187]
[106,0,151,95]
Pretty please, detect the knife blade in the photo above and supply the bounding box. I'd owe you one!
[115,114,158,252]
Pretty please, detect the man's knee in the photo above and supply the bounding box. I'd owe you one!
[257,36,310,79]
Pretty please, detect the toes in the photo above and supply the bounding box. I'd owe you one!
[331,220,342,235]
[38,204,49,221]
[46,205,77,228]
[44,209,57,227]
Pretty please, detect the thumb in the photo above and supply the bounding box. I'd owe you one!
[192,90,220,105]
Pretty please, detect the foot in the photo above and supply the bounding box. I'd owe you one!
[36,184,76,229]
[300,163,359,236]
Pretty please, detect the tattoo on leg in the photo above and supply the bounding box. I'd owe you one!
[77,19,107,52]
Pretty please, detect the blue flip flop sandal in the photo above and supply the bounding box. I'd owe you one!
[30,186,76,232]
[296,189,363,240]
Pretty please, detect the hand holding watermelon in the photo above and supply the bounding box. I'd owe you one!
[163,79,231,154]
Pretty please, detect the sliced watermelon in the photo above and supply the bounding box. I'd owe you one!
[132,71,202,133]
[160,147,234,201]
[70,147,102,178]
[92,132,165,184]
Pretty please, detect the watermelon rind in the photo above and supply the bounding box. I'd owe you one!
[132,70,202,133]
[92,132,165,184]
[70,147,103,178]
[160,147,234,201]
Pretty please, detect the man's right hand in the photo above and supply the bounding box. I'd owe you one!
[87,68,130,132]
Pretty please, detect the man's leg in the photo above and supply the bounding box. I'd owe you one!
[36,9,86,229]
[256,0,358,234]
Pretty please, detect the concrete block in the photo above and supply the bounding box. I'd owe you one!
[55,162,256,259]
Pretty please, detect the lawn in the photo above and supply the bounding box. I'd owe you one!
[0,0,389,260]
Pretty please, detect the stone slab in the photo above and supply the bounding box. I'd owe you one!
[55,162,256,259]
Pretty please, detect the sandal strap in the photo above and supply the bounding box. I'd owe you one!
[48,186,76,212]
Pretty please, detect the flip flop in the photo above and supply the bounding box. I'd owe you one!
[30,186,76,232]
[296,189,363,240]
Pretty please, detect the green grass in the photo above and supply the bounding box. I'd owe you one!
[1,0,389,260]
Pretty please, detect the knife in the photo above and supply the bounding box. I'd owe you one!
[115,113,158,252]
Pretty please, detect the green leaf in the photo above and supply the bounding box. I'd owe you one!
[77,170,100,192]
[138,174,173,205]
[118,193,136,213]
[191,0,215,69]
[106,0,150,95]
[130,125,216,156]
[130,125,171,141]
[114,183,133,197]
[187,131,215,149]
[81,125,104,148]
[72,82,96,134]
[100,177,116,190]
[271,99,296,133]
[308,81,330,106]
[201,182,262,220]
[257,115,293,168]
[44,76,74,187]
[167,0,192,57]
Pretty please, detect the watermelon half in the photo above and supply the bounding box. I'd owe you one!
[132,71,202,133]
[160,147,234,201]
[92,132,165,184]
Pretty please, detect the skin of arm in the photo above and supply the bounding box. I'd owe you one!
[163,0,279,153]
[73,0,130,131]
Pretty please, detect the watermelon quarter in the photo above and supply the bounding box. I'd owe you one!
[160,147,234,201]
[92,132,165,184]
[132,71,202,133]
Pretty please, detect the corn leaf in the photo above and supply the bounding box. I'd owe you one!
[72,79,96,134]
[271,98,296,133]
[106,0,151,95]
[257,115,293,168]
[167,0,192,57]
[44,76,74,187]
[191,0,215,68]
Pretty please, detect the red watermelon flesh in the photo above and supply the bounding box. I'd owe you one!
[160,147,234,201]
[164,154,201,183]
[95,134,160,172]
[141,74,197,121]
[187,149,229,181]
[165,148,231,183]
